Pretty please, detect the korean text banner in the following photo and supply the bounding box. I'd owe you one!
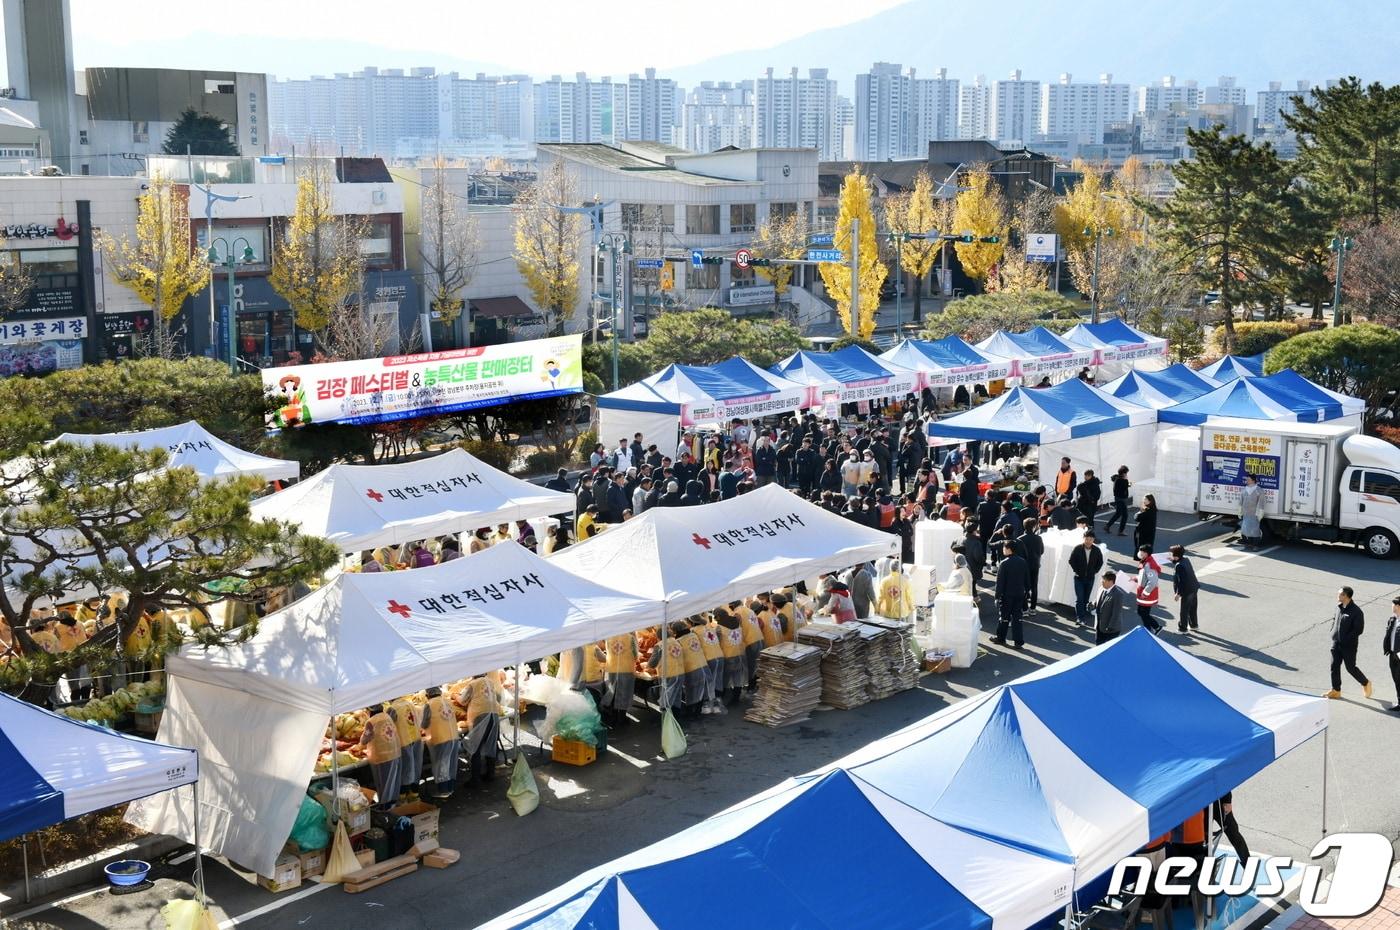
[264,335,583,427]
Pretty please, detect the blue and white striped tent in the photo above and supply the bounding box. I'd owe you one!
[480,629,1326,930]
[0,692,197,842]
[1199,354,1267,383]
[925,377,1155,445]
[1100,363,1221,410]
[1158,376,1344,425]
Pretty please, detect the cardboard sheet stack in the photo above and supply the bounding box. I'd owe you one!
[796,622,870,709]
[744,641,824,727]
[856,619,919,699]
[930,594,979,668]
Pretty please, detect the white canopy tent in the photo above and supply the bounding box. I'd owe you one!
[249,447,573,553]
[127,541,663,877]
[52,420,298,483]
[552,484,899,620]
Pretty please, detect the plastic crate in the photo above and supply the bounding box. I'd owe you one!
[551,735,596,766]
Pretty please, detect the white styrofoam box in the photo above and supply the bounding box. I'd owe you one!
[933,592,976,629]
[913,519,961,579]
[908,563,938,608]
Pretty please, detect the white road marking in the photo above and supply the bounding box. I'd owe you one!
[1,884,108,922]
[218,880,333,927]
[1197,545,1280,579]
[1159,516,1221,534]
[605,744,652,769]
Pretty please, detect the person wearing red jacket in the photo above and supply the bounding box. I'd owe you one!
[1135,547,1163,634]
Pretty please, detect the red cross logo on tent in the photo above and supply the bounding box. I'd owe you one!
[366,488,384,502]
[691,533,711,549]
[387,599,411,618]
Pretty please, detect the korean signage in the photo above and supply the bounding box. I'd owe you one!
[1199,430,1280,512]
[835,375,916,404]
[688,510,810,551]
[263,333,584,428]
[1018,350,1093,378]
[11,286,80,319]
[682,386,805,427]
[1288,441,1324,518]
[0,340,82,376]
[1026,233,1057,263]
[2,218,80,243]
[727,284,776,307]
[923,362,1012,388]
[0,316,86,345]
[394,570,546,617]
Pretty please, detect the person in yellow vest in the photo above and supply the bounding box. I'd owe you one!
[575,505,601,541]
[422,686,460,800]
[452,674,504,783]
[876,562,916,620]
[389,695,426,800]
[358,703,403,809]
[773,592,802,643]
[26,618,60,655]
[675,620,707,719]
[692,616,724,715]
[734,598,764,692]
[54,612,93,702]
[557,642,606,705]
[646,622,687,710]
[602,633,638,726]
[757,596,783,649]
[714,606,747,706]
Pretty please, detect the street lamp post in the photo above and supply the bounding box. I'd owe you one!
[193,184,251,351]
[1083,225,1115,324]
[1329,235,1356,328]
[598,233,630,391]
[207,238,256,373]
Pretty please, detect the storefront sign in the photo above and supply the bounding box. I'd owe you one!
[263,333,583,428]
[727,285,776,307]
[682,388,805,427]
[0,316,86,345]
[0,340,82,375]
[2,218,79,242]
[10,286,80,319]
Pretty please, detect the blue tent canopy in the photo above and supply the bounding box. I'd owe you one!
[772,345,905,385]
[596,356,807,416]
[1100,363,1221,410]
[879,336,1016,381]
[926,378,1155,444]
[482,629,1327,930]
[1199,354,1266,382]
[1158,376,1341,425]
[1256,369,1363,419]
[0,692,198,842]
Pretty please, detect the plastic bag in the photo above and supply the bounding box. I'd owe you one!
[506,754,539,817]
[161,899,219,930]
[288,794,330,852]
[661,708,687,760]
[538,689,604,747]
[320,821,360,884]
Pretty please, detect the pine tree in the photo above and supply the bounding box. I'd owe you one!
[161,108,240,157]
[819,168,886,340]
[1149,127,1296,352]
[1285,78,1400,226]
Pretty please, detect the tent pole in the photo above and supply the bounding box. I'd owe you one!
[330,714,341,823]
[1321,728,1328,836]
[192,780,207,909]
[513,663,521,760]
[22,833,30,903]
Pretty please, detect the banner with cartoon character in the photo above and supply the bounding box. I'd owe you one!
[263,334,584,428]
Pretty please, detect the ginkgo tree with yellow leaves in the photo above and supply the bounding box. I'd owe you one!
[100,175,209,357]
[269,161,366,342]
[750,211,810,312]
[951,166,1008,282]
[820,168,886,340]
[885,169,950,322]
[514,160,583,336]
[1053,159,1134,317]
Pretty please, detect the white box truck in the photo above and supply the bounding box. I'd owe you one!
[1196,417,1400,558]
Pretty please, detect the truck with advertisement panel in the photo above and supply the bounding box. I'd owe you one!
[1196,418,1400,558]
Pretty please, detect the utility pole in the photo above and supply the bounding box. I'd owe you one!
[1330,235,1355,328]
[1085,225,1114,324]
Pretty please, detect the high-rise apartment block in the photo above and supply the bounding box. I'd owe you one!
[1039,72,1131,144]
[626,67,678,144]
[912,68,959,148]
[990,70,1041,144]
[754,67,841,160]
[677,81,753,154]
[1205,76,1247,106]
[1257,80,1310,127]
[855,62,912,161]
[958,75,992,140]
[1137,76,1201,114]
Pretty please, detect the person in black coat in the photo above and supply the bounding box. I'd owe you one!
[1133,494,1159,553]
[679,479,707,507]
[1105,466,1131,535]
[1075,469,1102,521]
[1328,586,1371,699]
[1382,596,1400,713]
[818,459,843,494]
[1168,544,1200,632]
[1050,495,1079,531]
[958,464,980,512]
[604,473,630,523]
[977,493,1001,546]
[1068,531,1105,626]
[1017,518,1044,612]
[993,542,1029,648]
[990,500,1021,567]
[958,525,985,592]
[794,438,823,494]
[545,468,570,493]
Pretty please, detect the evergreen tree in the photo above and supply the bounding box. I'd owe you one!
[1148,127,1295,352]
[161,108,240,157]
[1285,78,1400,226]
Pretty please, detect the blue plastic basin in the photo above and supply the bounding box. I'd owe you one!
[103,859,150,887]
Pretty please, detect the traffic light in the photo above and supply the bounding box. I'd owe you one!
[748,257,772,267]
[959,234,976,243]
[700,255,724,265]
[981,235,1000,244]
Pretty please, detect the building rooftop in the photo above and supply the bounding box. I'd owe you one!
[817,159,958,197]
[538,144,756,187]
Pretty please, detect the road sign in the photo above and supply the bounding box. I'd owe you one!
[806,248,844,263]
[1027,233,1058,263]
[659,264,674,291]
[690,249,704,268]
[635,258,664,269]
[735,248,752,268]
[809,233,834,246]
